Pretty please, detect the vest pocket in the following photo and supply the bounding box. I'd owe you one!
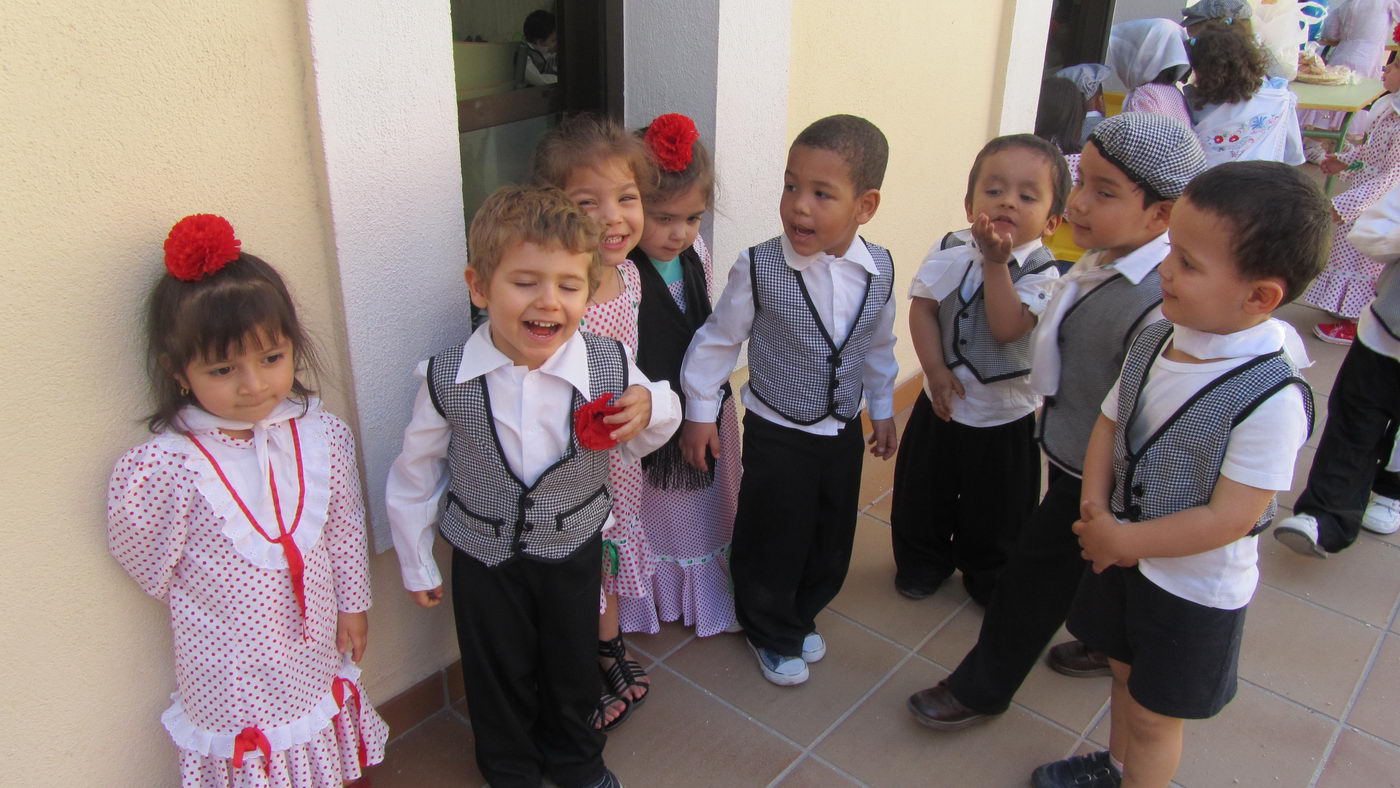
[446,492,505,538]
[553,487,612,534]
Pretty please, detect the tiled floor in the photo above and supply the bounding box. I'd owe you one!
[369,303,1400,787]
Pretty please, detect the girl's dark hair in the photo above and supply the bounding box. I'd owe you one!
[145,253,322,432]
[636,124,717,209]
[1187,27,1266,108]
[1035,77,1085,155]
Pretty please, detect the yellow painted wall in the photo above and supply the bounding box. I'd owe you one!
[0,3,456,784]
[787,0,1017,382]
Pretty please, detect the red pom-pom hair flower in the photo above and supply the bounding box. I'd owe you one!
[574,393,623,450]
[1393,21,1400,43]
[644,114,700,172]
[163,214,242,282]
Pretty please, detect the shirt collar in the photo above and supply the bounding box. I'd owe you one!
[779,234,879,276]
[1008,238,1045,268]
[1081,232,1170,284]
[456,322,593,397]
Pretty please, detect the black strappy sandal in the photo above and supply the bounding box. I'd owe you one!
[598,634,650,710]
[589,689,632,732]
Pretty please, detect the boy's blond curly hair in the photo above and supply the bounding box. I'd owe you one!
[468,185,604,293]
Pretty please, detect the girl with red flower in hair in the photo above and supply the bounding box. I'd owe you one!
[107,215,389,787]
[616,114,742,641]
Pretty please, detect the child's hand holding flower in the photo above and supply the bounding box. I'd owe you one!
[1072,500,1136,573]
[970,213,1014,265]
[604,385,653,444]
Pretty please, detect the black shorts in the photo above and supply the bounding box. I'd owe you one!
[1067,564,1246,719]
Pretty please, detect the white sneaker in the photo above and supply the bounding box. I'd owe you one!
[746,639,809,686]
[801,631,827,663]
[1274,513,1328,558]
[1362,494,1400,535]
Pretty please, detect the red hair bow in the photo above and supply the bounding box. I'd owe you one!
[163,214,241,281]
[644,114,700,172]
[574,394,623,450]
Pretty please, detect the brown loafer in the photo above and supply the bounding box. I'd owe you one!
[906,681,997,730]
[1047,640,1111,678]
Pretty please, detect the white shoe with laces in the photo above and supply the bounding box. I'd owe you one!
[746,639,809,686]
[801,631,826,663]
[1274,513,1328,558]
[1362,494,1400,535]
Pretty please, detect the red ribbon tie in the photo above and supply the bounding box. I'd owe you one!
[231,726,272,777]
[333,678,369,769]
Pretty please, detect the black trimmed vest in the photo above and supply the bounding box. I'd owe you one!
[426,331,628,566]
[1038,269,1163,474]
[1110,320,1314,536]
[746,236,895,425]
[939,245,1058,383]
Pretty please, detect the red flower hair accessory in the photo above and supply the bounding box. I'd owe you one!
[574,393,623,450]
[1393,21,1400,43]
[644,114,700,172]
[164,214,242,282]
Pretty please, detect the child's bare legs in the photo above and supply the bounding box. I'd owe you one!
[1109,658,1185,787]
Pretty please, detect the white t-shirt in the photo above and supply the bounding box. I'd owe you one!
[1100,329,1310,609]
[909,238,1060,427]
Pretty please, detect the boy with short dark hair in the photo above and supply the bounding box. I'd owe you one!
[1033,161,1329,787]
[680,114,898,686]
[386,185,681,788]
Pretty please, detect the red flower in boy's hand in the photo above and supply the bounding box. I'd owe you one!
[574,394,623,450]
[164,214,241,281]
[644,114,700,172]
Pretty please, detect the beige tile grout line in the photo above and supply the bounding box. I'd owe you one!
[1306,584,1400,786]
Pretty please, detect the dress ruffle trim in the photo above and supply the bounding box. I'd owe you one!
[620,545,737,637]
[162,662,384,759]
[156,411,332,571]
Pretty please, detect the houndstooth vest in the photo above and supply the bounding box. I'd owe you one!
[1110,320,1313,536]
[426,332,627,566]
[939,245,1059,383]
[1039,270,1163,474]
[746,237,895,425]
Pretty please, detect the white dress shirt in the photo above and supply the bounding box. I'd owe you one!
[681,234,900,436]
[1030,232,1170,397]
[909,237,1061,428]
[386,325,681,591]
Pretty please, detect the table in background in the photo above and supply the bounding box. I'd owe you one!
[1293,77,1387,191]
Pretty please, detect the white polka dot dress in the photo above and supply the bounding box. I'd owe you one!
[617,236,741,637]
[107,404,388,788]
[1304,98,1400,319]
[580,261,657,602]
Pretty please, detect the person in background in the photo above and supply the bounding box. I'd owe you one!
[1037,76,1087,181]
[522,9,558,87]
[1185,27,1306,167]
[1107,18,1194,127]
[1056,63,1112,145]
[1300,0,1400,132]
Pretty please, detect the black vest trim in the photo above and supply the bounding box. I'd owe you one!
[945,255,1059,384]
[426,354,447,419]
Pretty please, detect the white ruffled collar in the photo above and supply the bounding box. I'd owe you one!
[160,398,331,569]
[1172,318,1312,368]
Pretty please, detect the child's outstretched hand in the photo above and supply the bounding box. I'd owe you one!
[970,213,1013,265]
[926,365,965,421]
[603,385,653,443]
[868,417,897,459]
[680,420,720,471]
[410,586,445,608]
[1072,500,1135,573]
[337,611,369,663]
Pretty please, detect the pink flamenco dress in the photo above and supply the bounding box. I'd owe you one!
[580,260,658,611]
[1304,93,1400,320]
[618,234,741,637]
[108,399,388,788]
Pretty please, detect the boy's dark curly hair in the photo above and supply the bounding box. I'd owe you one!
[1187,27,1267,109]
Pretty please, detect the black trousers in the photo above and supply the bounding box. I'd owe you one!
[451,539,606,788]
[1294,340,1400,552]
[945,465,1086,712]
[889,392,1040,602]
[731,412,864,656]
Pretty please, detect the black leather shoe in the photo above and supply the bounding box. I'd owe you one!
[1047,639,1112,678]
[906,681,998,730]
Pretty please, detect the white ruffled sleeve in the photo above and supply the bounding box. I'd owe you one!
[107,441,195,601]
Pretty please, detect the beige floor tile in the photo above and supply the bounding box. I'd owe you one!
[1317,730,1400,788]
[1346,633,1400,746]
[1258,524,1400,625]
[773,755,862,786]
[815,660,1078,786]
[624,620,695,664]
[1240,586,1379,715]
[1279,444,1318,511]
[863,490,892,524]
[369,708,483,788]
[603,666,801,785]
[827,516,970,647]
[662,609,904,746]
[858,453,897,511]
[918,606,1112,734]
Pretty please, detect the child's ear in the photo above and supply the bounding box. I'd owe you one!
[1043,213,1064,238]
[1245,277,1287,315]
[855,188,881,225]
[1148,198,1176,233]
[465,268,490,309]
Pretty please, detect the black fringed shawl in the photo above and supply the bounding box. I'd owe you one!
[632,245,730,488]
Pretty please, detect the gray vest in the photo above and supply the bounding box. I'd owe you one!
[746,237,895,425]
[1110,321,1314,536]
[426,332,627,566]
[1039,270,1163,474]
[939,245,1058,383]
[1370,263,1400,342]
